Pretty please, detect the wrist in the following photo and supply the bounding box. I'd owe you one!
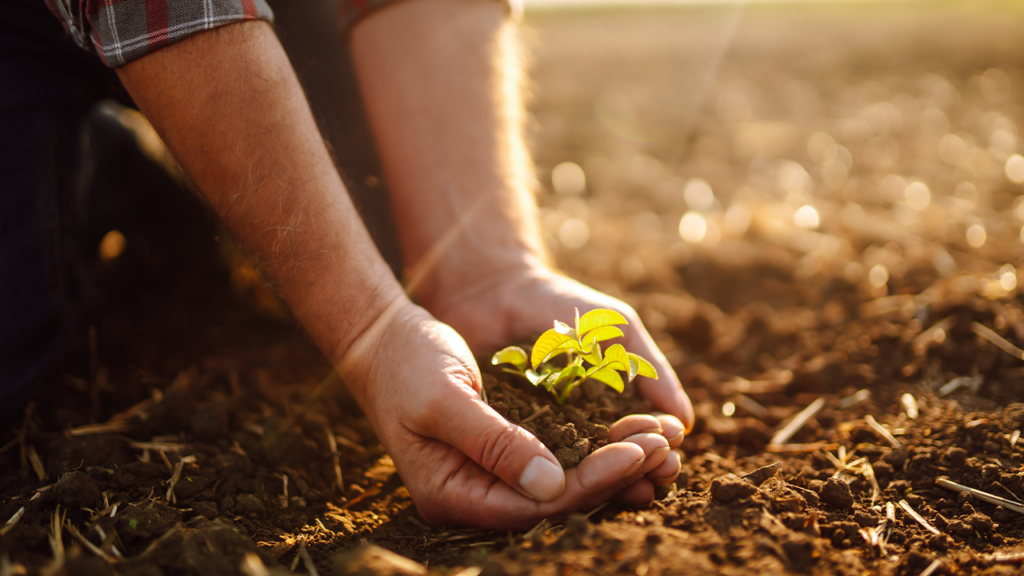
[412,244,549,318]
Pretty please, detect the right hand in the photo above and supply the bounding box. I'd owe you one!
[337,298,683,529]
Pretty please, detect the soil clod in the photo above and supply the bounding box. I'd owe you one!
[710,475,759,503]
[820,478,854,509]
[743,462,783,486]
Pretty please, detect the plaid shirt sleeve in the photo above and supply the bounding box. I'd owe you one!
[43,0,274,68]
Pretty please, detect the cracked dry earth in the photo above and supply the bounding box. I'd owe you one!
[7,2,1024,576]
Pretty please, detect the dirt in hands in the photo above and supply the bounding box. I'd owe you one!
[483,369,650,468]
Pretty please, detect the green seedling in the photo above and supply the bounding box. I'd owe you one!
[491,308,658,404]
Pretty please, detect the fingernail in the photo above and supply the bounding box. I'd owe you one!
[626,452,646,475]
[520,456,565,502]
[653,471,681,486]
[667,431,685,445]
[641,427,663,435]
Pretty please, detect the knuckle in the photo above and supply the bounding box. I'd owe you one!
[476,424,527,478]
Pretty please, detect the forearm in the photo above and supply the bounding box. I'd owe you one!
[350,0,547,309]
[116,21,405,372]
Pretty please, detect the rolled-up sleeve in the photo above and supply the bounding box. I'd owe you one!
[44,0,274,68]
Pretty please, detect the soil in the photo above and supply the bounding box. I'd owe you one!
[6,2,1024,576]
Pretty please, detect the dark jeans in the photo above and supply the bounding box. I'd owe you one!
[0,0,401,426]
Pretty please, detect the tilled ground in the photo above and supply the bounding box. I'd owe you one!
[6,2,1024,575]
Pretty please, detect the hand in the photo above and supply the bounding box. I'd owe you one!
[424,264,696,433]
[338,299,683,529]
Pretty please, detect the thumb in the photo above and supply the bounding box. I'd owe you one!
[421,387,566,502]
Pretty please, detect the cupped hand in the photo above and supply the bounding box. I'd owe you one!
[338,298,682,529]
[424,265,696,433]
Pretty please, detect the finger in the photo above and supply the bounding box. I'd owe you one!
[607,414,662,443]
[428,442,648,530]
[612,479,655,506]
[636,372,695,433]
[421,386,565,503]
[620,433,669,474]
[623,321,696,432]
[654,414,685,448]
[647,449,681,485]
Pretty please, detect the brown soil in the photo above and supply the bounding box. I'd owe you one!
[6,2,1024,576]
[483,368,652,469]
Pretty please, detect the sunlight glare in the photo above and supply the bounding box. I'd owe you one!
[679,211,708,244]
[868,264,889,288]
[793,205,820,229]
[558,218,590,249]
[1006,154,1024,184]
[967,224,987,248]
[904,181,931,210]
[552,161,586,195]
[683,178,716,211]
[1000,264,1017,291]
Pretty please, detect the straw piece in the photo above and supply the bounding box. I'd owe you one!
[65,524,114,563]
[68,421,133,437]
[521,405,551,425]
[986,550,1024,563]
[864,415,902,449]
[298,541,319,576]
[898,499,941,535]
[166,461,184,504]
[766,442,838,453]
[130,441,188,453]
[937,375,983,397]
[935,477,1024,515]
[972,321,1024,361]
[769,398,825,447]
[1,508,25,536]
[27,446,46,482]
[901,393,919,419]
[919,559,942,576]
[241,553,271,576]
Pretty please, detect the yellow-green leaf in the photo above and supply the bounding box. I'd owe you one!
[602,344,631,375]
[526,369,554,388]
[583,341,603,367]
[581,326,624,348]
[587,367,624,393]
[491,346,528,371]
[550,365,585,390]
[628,353,658,379]
[531,329,574,369]
[578,309,628,338]
[546,338,581,363]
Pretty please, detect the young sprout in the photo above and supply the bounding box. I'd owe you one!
[491,308,658,404]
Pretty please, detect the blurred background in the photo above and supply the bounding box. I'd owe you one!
[509,1,1024,364]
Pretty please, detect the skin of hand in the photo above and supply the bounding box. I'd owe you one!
[338,298,680,529]
[350,0,695,460]
[117,18,678,527]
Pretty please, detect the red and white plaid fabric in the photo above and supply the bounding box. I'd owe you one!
[44,0,274,67]
[44,0,520,68]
